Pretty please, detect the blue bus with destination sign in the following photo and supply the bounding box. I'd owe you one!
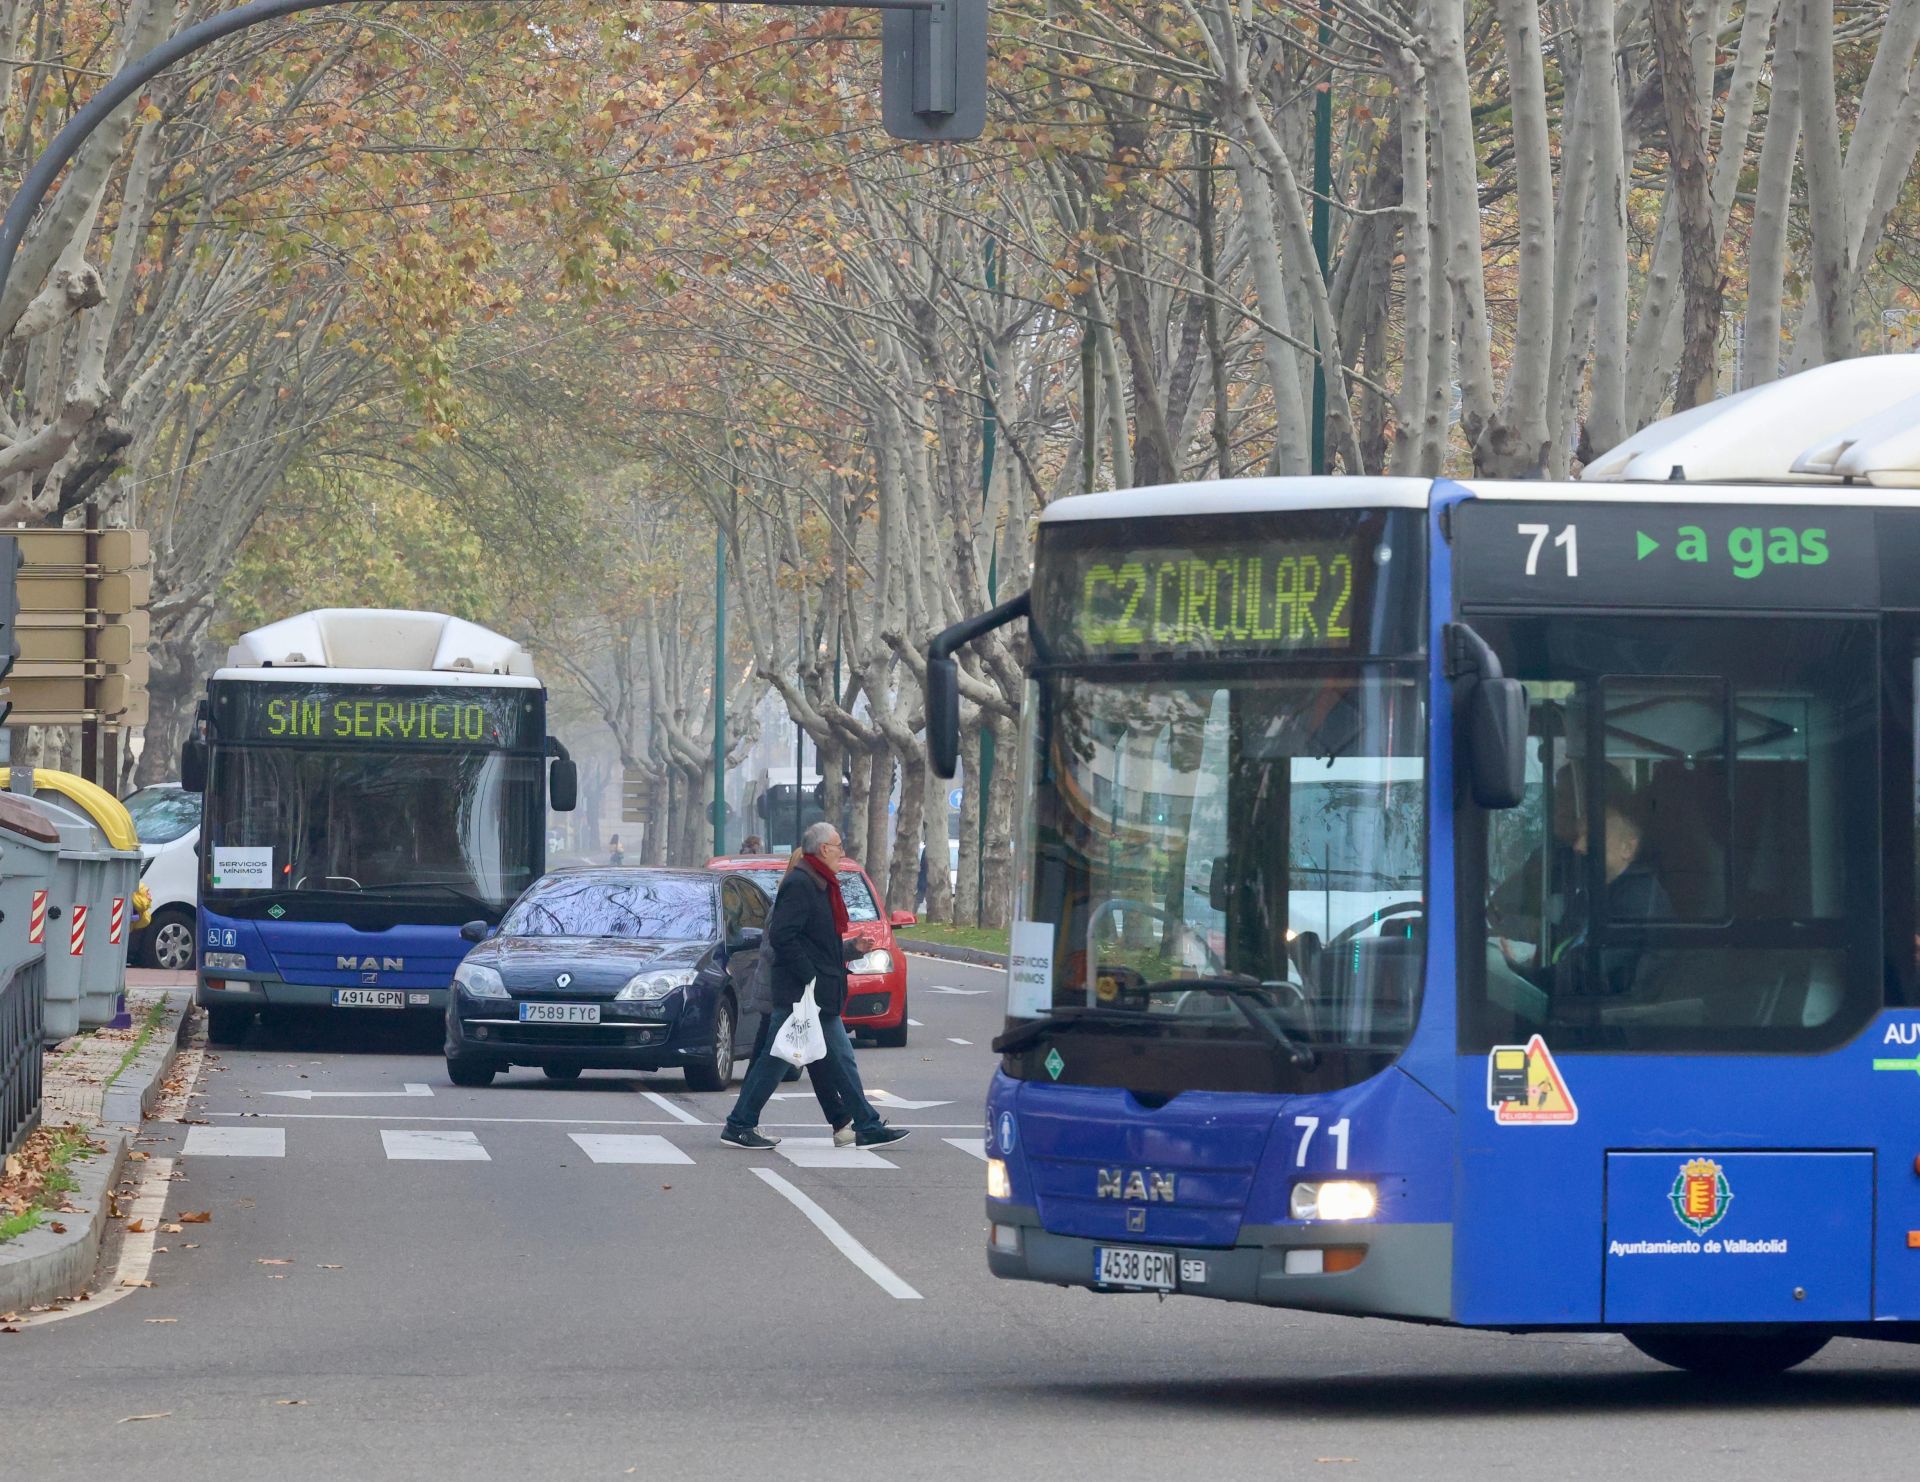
[180,609,576,1047]
[927,461,1920,1376]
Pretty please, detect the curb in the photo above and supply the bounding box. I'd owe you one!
[0,1129,128,1315]
[100,992,191,1128]
[898,937,1008,969]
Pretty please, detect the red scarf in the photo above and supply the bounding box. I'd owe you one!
[803,853,851,934]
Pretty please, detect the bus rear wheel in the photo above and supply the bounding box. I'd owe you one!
[1627,1330,1830,1377]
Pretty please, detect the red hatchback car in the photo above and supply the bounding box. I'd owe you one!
[705,854,915,1046]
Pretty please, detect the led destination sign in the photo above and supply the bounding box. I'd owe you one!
[211,681,540,750]
[1034,509,1417,661]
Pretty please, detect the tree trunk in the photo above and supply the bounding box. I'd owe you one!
[1798,0,1854,363]
[865,745,893,892]
[980,710,1017,929]
[953,722,982,926]
[920,752,953,924]
[887,741,925,917]
[1651,0,1723,411]
[1743,5,1800,386]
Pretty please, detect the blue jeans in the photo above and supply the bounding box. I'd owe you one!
[726,1004,882,1137]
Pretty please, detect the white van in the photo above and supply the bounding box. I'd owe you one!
[123,783,201,970]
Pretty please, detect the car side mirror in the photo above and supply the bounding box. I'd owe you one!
[549,756,578,813]
[181,737,207,793]
[729,926,764,953]
[889,910,916,928]
[460,919,490,943]
[1467,678,1528,810]
[1208,855,1231,913]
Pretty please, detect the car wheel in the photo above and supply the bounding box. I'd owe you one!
[204,1005,250,1047]
[874,1006,908,1049]
[1626,1330,1830,1377]
[144,907,196,971]
[684,1000,734,1092]
[542,1064,582,1082]
[446,1055,496,1088]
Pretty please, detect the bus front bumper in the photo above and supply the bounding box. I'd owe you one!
[985,1206,1452,1321]
[197,973,448,1012]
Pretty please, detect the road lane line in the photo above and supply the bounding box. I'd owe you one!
[382,1128,489,1161]
[569,1133,694,1165]
[641,1090,707,1125]
[776,1137,896,1170]
[751,1168,922,1300]
[904,953,1003,971]
[944,1138,988,1161]
[183,1125,284,1157]
[947,1037,972,1046]
[14,1155,174,1329]
[205,1110,988,1128]
[907,1018,924,1027]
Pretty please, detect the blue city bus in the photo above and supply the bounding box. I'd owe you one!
[929,474,1920,1375]
[180,609,575,1045]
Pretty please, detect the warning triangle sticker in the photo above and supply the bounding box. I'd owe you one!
[1486,1034,1578,1125]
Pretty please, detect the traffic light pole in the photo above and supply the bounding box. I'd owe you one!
[0,0,984,310]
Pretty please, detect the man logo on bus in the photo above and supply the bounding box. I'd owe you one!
[1669,1158,1733,1235]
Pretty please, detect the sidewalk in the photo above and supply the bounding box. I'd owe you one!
[0,983,193,1317]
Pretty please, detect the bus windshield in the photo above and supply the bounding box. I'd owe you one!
[1010,665,1425,1092]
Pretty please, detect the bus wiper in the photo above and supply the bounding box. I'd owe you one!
[360,881,496,915]
[991,1005,1161,1055]
[1138,977,1318,1070]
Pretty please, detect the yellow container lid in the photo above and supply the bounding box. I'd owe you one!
[0,768,139,851]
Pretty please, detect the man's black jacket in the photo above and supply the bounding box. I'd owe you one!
[767,862,862,1016]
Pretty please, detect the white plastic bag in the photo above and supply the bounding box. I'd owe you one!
[771,982,827,1068]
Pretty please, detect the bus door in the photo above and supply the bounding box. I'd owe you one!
[1455,612,1887,1326]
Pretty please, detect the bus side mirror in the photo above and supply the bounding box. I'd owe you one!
[549,757,578,813]
[1208,856,1231,913]
[181,738,206,793]
[1467,679,1528,809]
[927,656,960,780]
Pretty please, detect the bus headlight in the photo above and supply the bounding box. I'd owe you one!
[1290,1180,1378,1221]
[453,962,508,1000]
[617,970,695,1001]
[848,948,893,975]
[986,1157,1013,1200]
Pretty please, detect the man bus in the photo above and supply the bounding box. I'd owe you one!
[181,608,575,1046]
[928,363,1920,1377]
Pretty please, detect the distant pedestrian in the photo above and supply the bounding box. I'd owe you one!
[740,834,765,854]
[722,822,909,1152]
[915,845,929,912]
[608,833,624,866]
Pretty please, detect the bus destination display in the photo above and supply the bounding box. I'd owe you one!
[1073,543,1355,652]
[1455,502,1879,611]
[212,682,540,750]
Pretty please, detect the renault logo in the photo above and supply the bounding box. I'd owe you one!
[556,972,573,988]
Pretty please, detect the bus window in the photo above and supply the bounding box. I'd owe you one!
[1467,616,1879,1054]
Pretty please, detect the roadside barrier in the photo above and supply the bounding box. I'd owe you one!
[0,956,44,1156]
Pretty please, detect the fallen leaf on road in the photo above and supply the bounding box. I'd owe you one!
[162,1222,182,1233]
[266,1274,285,1280]
[48,1222,65,1234]
[1315,1461,1358,1466]
[178,1211,210,1223]
[274,1399,309,1406]
[128,1150,149,1161]
[256,1258,292,1266]
[1,1326,18,1334]
[317,1264,342,1270]
[118,1413,171,1423]
[183,1243,198,1250]
[145,1318,177,1324]
[126,1219,150,1233]
[120,1279,154,1289]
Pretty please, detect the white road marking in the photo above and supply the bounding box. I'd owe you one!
[641,1090,707,1126]
[10,1154,176,1330]
[924,986,990,996]
[183,1125,285,1157]
[381,1128,489,1161]
[752,1168,922,1300]
[264,1082,433,1101]
[206,1110,989,1129]
[905,953,1003,972]
[866,1090,952,1110]
[568,1133,694,1165]
[775,1137,897,1170]
[946,1037,972,1046]
[907,1018,924,1027]
[944,1137,988,1161]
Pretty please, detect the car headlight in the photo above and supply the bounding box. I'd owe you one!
[1290,1179,1378,1222]
[848,948,893,975]
[453,962,508,999]
[204,952,247,972]
[986,1157,1013,1201]
[616,969,696,1001]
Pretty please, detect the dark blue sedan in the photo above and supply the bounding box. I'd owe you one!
[442,867,769,1090]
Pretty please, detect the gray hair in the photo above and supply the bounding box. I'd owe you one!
[801,820,839,853]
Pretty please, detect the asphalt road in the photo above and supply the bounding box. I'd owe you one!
[5,954,1919,1481]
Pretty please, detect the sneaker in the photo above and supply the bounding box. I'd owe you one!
[832,1121,855,1148]
[720,1127,781,1151]
[855,1123,911,1148]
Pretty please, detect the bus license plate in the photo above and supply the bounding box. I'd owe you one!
[519,1002,600,1024]
[333,989,404,1009]
[1094,1246,1178,1291]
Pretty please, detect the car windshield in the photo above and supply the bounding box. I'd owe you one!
[501,875,716,939]
[1010,666,1425,1091]
[125,787,200,844]
[839,872,881,923]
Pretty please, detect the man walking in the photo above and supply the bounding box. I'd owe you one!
[722,822,909,1152]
